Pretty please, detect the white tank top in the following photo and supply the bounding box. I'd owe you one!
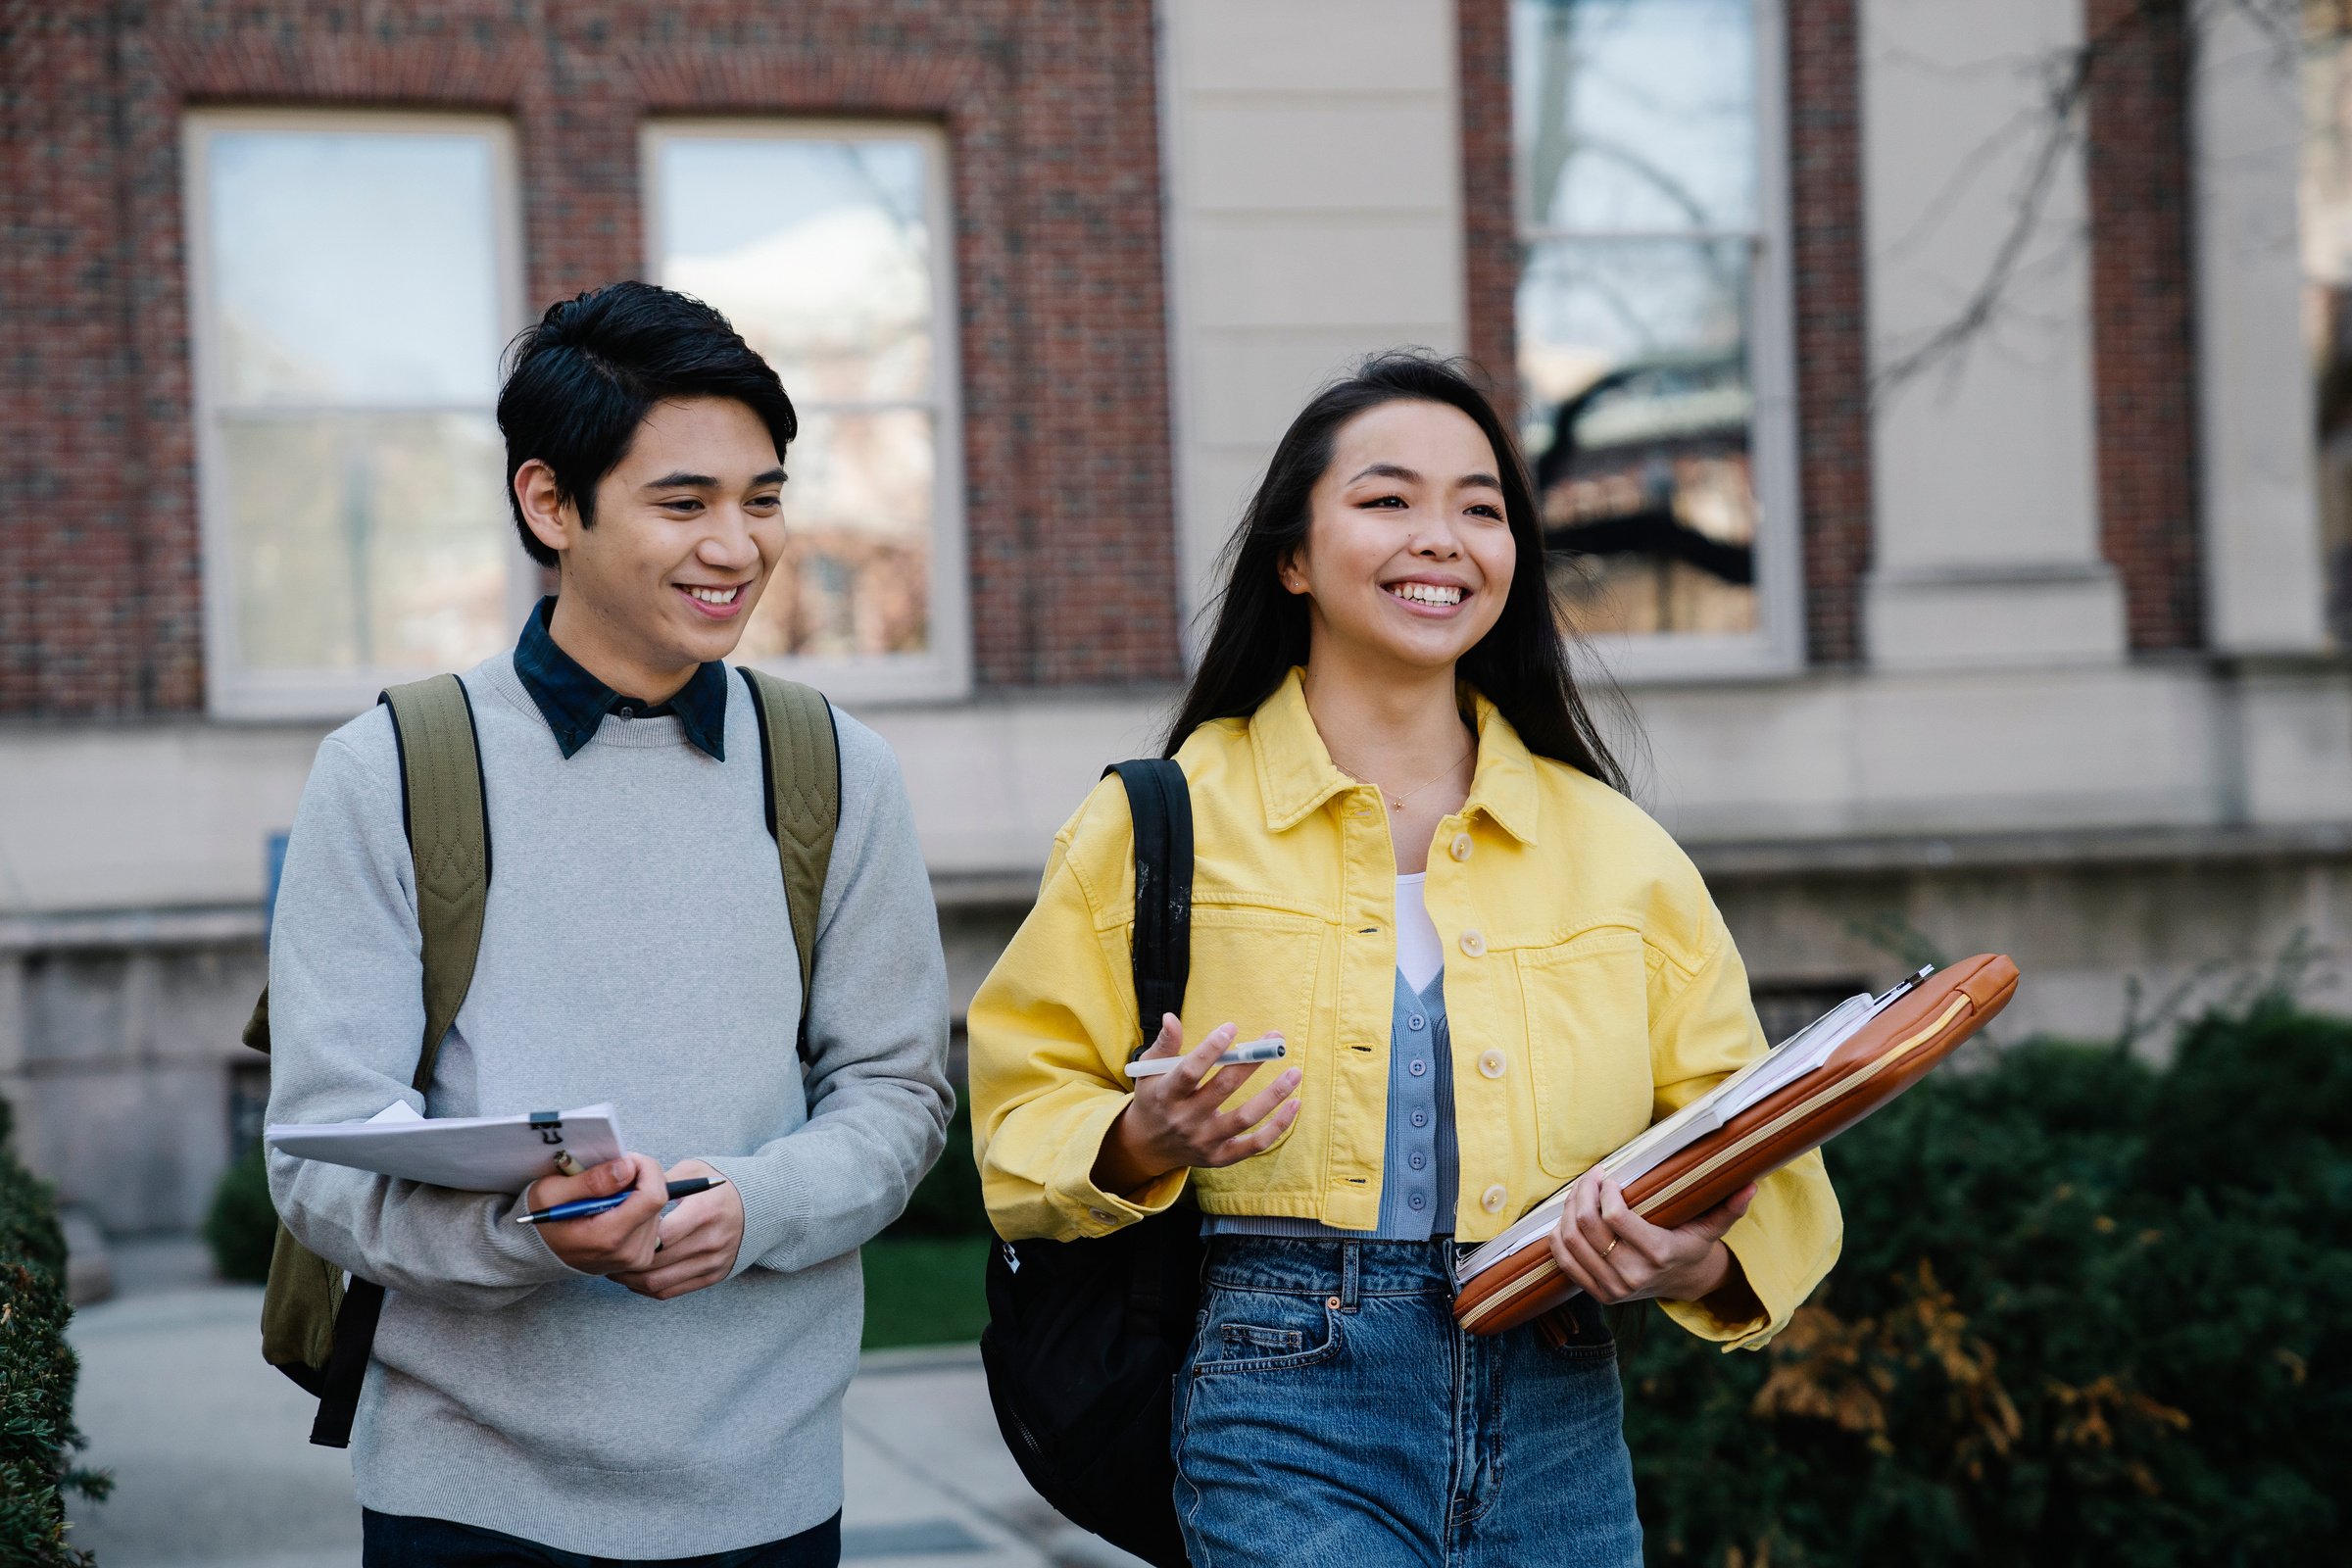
[1394,872,1444,993]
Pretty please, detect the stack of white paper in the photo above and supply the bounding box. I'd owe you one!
[265,1102,628,1194]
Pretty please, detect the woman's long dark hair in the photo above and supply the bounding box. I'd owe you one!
[1162,352,1630,792]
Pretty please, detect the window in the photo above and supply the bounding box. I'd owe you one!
[646,122,966,701]
[1513,0,1800,674]
[184,113,527,716]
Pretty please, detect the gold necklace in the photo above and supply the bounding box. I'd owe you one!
[1301,672,1474,811]
[1346,742,1475,812]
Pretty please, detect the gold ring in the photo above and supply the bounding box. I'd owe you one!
[1603,1239,1619,1258]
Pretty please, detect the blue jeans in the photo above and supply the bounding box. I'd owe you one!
[359,1508,840,1568]
[1173,1238,1640,1568]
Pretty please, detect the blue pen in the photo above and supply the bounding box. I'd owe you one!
[515,1176,726,1225]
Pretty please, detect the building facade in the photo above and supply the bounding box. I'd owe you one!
[4,0,2348,1241]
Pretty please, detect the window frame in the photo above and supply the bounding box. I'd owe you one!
[183,108,536,720]
[641,118,972,707]
[1512,0,1804,682]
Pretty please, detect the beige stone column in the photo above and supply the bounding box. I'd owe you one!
[1857,0,2128,667]
[2191,2,2328,654]
[1156,0,1469,655]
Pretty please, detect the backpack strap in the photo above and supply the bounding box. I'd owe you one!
[1103,760,1196,1324]
[381,674,492,1091]
[307,673,488,1448]
[738,667,842,1061]
[1104,760,1193,1058]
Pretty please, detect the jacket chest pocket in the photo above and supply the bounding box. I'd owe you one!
[1516,931,1654,1178]
[1178,911,1327,1189]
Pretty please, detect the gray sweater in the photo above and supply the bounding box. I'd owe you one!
[265,654,953,1555]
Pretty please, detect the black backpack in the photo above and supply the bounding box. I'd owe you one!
[978,760,1203,1568]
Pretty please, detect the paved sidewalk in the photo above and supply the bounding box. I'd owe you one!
[64,1286,1144,1568]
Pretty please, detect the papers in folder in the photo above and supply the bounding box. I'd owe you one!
[1455,970,1927,1287]
[265,1101,628,1194]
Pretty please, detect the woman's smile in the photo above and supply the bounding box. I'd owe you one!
[1384,576,1471,614]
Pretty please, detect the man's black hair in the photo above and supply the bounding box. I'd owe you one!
[496,280,799,568]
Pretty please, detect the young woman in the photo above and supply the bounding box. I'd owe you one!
[967,354,1840,1566]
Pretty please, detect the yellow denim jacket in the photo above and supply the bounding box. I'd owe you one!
[966,668,1840,1348]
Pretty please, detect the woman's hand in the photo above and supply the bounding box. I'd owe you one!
[1546,1172,1757,1307]
[1091,1015,1302,1196]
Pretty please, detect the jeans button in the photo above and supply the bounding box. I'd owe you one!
[1458,929,1486,957]
[1481,1183,1507,1214]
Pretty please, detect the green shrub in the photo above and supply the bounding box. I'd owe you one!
[861,1236,994,1349]
[205,1142,278,1284]
[1624,994,2352,1566]
[860,1102,994,1348]
[890,1100,989,1238]
[0,1099,111,1567]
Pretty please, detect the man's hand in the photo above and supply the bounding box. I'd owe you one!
[525,1153,668,1276]
[610,1157,745,1301]
[1546,1172,1758,1307]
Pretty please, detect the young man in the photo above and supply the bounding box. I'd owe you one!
[266,280,954,1566]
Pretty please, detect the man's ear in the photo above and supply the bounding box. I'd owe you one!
[514,459,574,560]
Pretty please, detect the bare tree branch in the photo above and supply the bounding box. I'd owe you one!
[1869,0,2301,403]
[1869,8,2110,401]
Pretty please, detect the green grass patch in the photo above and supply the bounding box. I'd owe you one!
[859,1235,993,1351]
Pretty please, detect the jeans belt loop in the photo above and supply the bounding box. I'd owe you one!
[1340,1241,1360,1311]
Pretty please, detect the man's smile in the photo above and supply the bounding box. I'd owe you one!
[677,582,749,618]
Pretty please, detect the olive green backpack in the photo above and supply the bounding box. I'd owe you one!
[241,666,841,1447]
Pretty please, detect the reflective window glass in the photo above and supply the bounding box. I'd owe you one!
[191,118,516,700]
[1515,0,1757,232]
[651,128,949,665]
[1514,0,1763,640]
[208,132,502,405]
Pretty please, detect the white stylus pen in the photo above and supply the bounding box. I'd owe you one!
[1124,1036,1288,1078]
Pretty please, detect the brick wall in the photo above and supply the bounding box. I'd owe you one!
[1457,0,1517,407]
[0,0,1179,715]
[2083,0,2203,652]
[1786,0,1873,667]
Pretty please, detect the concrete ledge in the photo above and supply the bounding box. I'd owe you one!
[0,904,264,955]
[1690,819,2352,881]
[9,659,2352,916]
[931,871,1047,910]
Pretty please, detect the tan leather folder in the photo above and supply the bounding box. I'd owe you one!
[1452,954,2020,1337]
